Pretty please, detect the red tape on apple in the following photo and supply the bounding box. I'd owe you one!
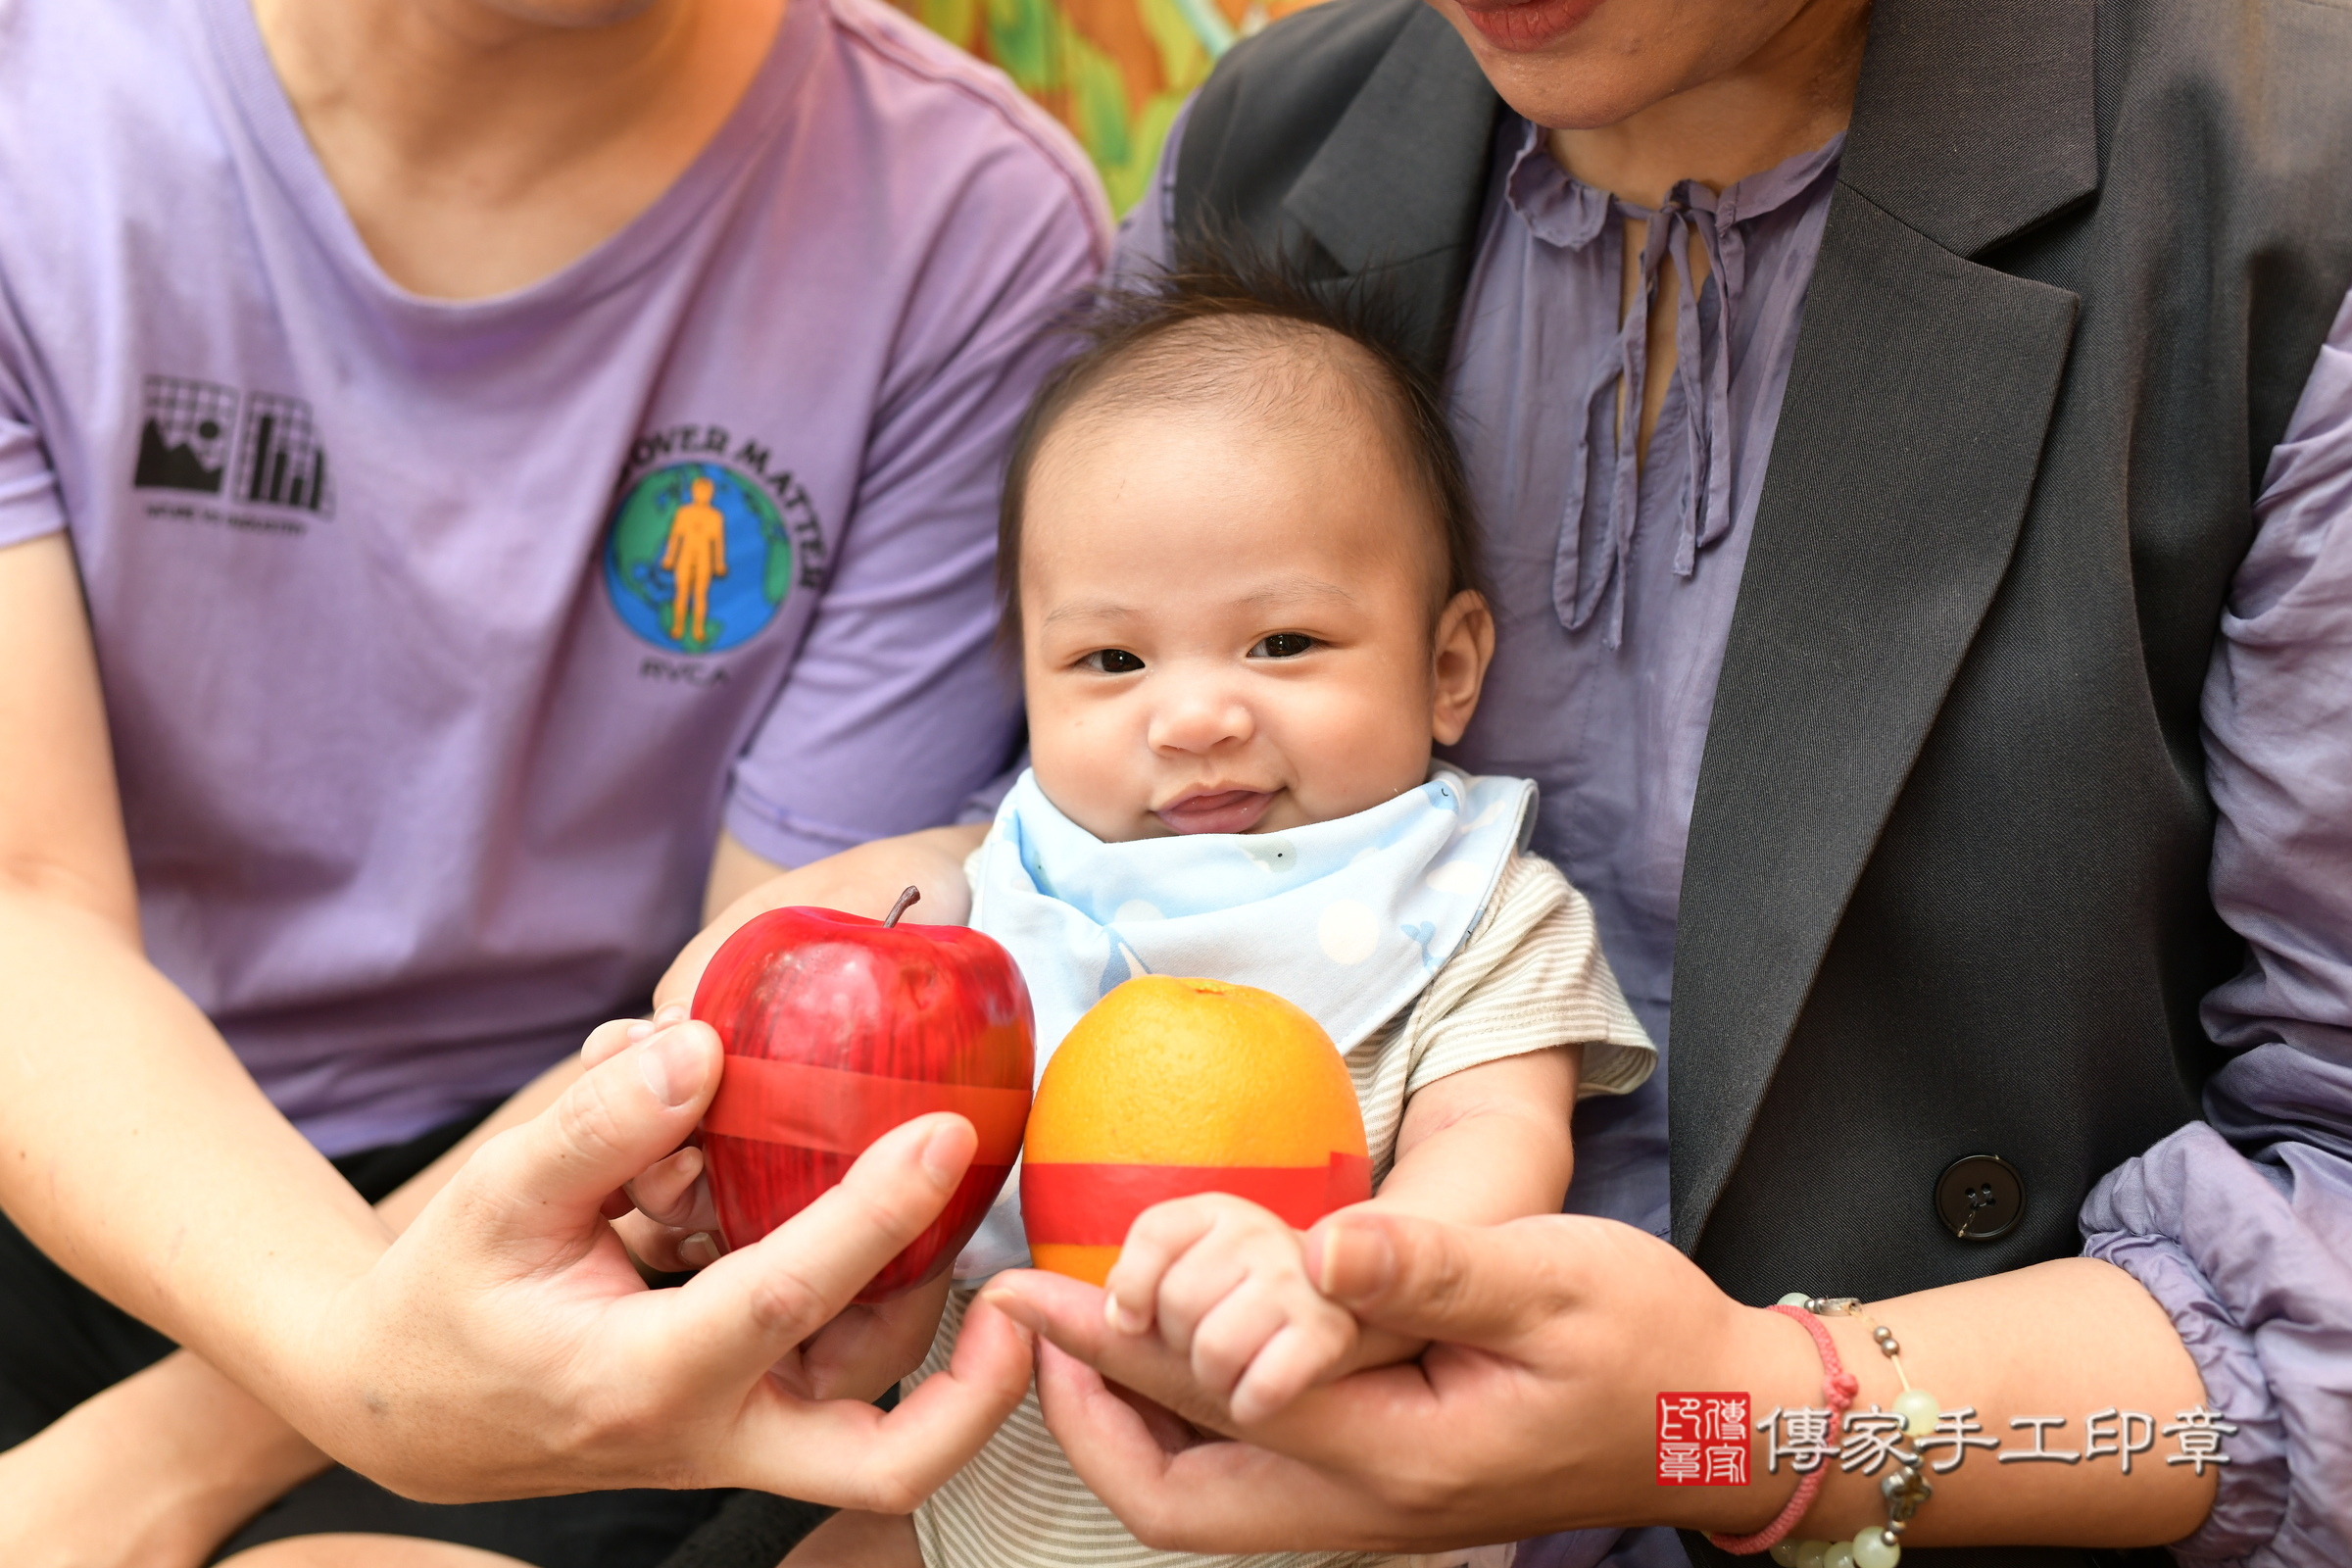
[1021,1152,1373,1245]
[703,1056,1031,1165]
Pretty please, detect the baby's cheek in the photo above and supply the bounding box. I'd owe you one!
[1029,705,1154,841]
[1277,673,1439,820]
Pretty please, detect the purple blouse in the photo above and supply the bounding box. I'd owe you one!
[1119,112,2352,1563]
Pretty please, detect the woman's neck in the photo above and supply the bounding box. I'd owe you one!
[1547,0,1870,208]
[252,0,786,300]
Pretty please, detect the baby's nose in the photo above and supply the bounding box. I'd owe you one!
[1146,680,1254,753]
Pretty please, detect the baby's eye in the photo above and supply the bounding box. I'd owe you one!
[1082,648,1146,674]
[1249,633,1316,660]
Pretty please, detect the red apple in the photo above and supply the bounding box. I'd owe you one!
[693,888,1033,1301]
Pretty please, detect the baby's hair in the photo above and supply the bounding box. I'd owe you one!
[997,246,1483,653]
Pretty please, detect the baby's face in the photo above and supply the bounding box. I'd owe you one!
[1019,404,1491,844]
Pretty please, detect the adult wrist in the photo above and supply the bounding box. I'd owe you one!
[1786,1312,1896,1542]
[1778,1306,1947,1551]
[232,1237,404,1472]
[1638,1301,1904,1544]
[1708,1268,2218,1559]
[1655,1303,1829,1538]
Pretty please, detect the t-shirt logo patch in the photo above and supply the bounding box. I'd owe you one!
[133,375,332,514]
[604,460,794,656]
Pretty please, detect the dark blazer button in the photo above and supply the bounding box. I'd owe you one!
[1936,1154,2024,1241]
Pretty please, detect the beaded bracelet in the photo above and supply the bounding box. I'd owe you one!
[1710,1297,1938,1568]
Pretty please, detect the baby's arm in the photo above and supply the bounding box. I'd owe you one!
[1100,1044,1581,1424]
[1372,1042,1581,1223]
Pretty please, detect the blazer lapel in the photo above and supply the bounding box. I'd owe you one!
[1281,5,1500,375]
[1669,0,2096,1252]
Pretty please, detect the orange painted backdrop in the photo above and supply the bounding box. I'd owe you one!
[886,0,1325,213]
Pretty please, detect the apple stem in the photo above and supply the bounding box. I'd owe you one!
[884,886,921,928]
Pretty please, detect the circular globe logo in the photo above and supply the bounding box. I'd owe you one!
[604,462,794,656]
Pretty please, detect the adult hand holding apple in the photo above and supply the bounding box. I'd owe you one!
[287,1016,1036,1509]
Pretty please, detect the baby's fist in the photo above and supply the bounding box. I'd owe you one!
[1102,1193,1358,1425]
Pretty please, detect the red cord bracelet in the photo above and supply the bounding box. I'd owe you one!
[1707,1303,1859,1556]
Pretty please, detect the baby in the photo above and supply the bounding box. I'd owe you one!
[789,270,1655,1568]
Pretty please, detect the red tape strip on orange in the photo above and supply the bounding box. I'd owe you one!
[702,1056,1030,1163]
[1022,1152,1373,1246]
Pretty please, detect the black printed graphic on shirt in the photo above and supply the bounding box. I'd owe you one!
[133,376,333,516]
[133,375,237,495]
[233,392,332,514]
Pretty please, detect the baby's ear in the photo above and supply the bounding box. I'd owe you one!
[1429,591,1494,746]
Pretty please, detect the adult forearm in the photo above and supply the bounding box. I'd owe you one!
[0,1350,333,1565]
[0,1053,597,1566]
[373,1054,585,1232]
[1001,1210,2224,1557]
[659,824,988,1008]
[1716,1257,2216,1548]
[0,887,387,1415]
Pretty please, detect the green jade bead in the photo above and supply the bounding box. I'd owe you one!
[1824,1544,1857,1568]
[1770,1544,1802,1566]
[1851,1526,1903,1568]
[1794,1542,1831,1568]
[1891,1387,1940,1437]
[1779,1292,1815,1308]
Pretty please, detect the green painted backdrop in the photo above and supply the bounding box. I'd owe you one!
[890,0,1324,214]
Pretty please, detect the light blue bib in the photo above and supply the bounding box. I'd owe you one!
[954,764,1537,1279]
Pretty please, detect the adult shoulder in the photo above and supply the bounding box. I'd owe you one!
[1171,0,1500,375]
[1174,0,1441,228]
[818,0,1109,242]
[0,0,234,238]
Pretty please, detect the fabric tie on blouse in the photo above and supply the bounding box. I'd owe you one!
[1504,126,1838,648]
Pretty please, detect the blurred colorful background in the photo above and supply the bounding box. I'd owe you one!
[886,0,1325,213]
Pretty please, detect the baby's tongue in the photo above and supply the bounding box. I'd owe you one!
[1156,789,1275,836]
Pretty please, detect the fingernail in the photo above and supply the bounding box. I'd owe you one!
[1103,1293,1149,1335]
[640,1027,709,1107]
[1318,1220,1396,1299]
[978,1284,1038,1331]
[680,1232,720,1268]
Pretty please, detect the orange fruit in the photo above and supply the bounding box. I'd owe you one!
[1020,975,1370,1284]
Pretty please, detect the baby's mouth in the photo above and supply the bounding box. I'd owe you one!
[1154,788,1277,836]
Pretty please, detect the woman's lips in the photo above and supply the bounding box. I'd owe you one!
[1155,789,1277,836]
[1452,0,1605,52]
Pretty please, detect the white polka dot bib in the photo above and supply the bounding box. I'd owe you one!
[953,764,1536,1279]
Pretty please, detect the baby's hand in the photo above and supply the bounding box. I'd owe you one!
[1101,1194,1360,1425]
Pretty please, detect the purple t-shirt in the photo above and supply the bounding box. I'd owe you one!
[0,0,1106,1154]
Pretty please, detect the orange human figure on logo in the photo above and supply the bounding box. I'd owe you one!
[661,475,728,645]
